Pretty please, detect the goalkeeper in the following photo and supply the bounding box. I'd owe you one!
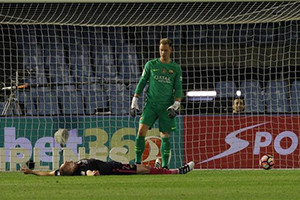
[21,159,194,176]
[130,38,183,169]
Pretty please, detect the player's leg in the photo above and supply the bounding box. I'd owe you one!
[160,132,170,168]
[137,161,194,175]
[136,164,178,174]
[158,107,177,169]
[135,123,148,164]
[135,103,158,164]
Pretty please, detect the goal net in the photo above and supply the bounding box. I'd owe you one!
[0,1,300,171]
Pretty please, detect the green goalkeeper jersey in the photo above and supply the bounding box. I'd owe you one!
[135,58,183,104]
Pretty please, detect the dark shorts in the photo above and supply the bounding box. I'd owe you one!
[111,162,137,175]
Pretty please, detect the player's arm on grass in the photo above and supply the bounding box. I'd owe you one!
[21,167,56,176]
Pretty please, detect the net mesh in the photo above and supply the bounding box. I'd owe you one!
[0,2,300,170]
[1,2,300,25]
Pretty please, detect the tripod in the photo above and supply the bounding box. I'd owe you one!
[1,89,22,116]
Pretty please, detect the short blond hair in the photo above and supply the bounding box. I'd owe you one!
[160,38,172,47]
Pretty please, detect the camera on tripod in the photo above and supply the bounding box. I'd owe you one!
[1,71,29,116]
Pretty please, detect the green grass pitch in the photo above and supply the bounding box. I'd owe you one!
[1,170,300,200]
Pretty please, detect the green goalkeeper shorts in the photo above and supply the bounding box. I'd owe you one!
[139,102,177,133]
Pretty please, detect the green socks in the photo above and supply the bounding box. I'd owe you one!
[161,137,171,168]
[135,135,170,167]
[135,135,145,164]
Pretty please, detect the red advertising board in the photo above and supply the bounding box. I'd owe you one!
[184,116,300,169]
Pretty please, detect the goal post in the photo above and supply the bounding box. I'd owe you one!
[0,1,300,171]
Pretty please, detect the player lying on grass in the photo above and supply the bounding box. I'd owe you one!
[21,158,194,176]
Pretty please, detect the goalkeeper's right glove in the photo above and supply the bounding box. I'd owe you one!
[130,97,139,117]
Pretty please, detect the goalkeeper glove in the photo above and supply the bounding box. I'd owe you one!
[130,97,139,117]
[167,101,180,119]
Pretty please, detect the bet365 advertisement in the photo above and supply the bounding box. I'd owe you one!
[185,116,300,169]
[0,116,184,171]
[2,115,299,170]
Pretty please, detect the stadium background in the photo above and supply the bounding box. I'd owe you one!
[0,1,300,170]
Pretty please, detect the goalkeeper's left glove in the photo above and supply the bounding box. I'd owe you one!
[167,101,181,119]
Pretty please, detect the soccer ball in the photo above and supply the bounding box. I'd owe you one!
[259,155,274,170]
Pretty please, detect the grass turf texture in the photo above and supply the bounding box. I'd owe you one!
[1,170,300,200]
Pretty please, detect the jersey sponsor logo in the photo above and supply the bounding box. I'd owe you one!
[200,122,268,164]
[153,75,171,83]
[168,70,174,75]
